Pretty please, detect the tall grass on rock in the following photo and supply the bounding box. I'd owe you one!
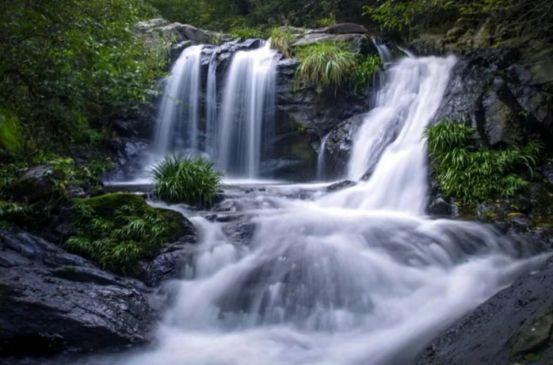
[270,27,295,58]
[295,42,357,94]
[153,156,221,206]
[427,122,542,205]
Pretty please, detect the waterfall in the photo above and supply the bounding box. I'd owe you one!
[332,56,457,214]
[153,45,203,158]
[317,134,330,180]
[89,53,537,365]
[218,42,277,178]
[205,51,218,158]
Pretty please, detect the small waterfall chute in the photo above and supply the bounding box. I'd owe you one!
[218,42,277,178]
[153,45,203,158]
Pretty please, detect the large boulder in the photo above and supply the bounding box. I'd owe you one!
[0,230,155,359]
[433,50,552,148]
[415,257,553,365]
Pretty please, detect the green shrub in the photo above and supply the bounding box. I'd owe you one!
[351,55,382,94]
[153,156,221,206]
[270,27,295,58]
[427,122,542,205]
[295,42,358,94]
[67,193,186,274]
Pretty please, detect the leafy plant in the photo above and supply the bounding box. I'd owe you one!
[351,55,382,94]
[270,27,295,58]
[153,156,221,207]
[67,193,186,274]
[427,122,542,205]
[0,108,23,155]
[295,42,358,94]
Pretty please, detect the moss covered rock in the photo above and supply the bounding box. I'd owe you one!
[67,193,190,275]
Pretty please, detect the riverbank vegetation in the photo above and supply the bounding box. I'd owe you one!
[427,122,542,205]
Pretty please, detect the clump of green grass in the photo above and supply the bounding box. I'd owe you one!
[66,193,186,275]
[229,26,266,40]
[153,156,220,207]
[427,122,542,205]
[0,108,23,155]
[269,27,295,58]
[295,41,357,94]
[351,55,382,94]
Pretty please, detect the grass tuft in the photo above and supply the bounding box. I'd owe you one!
[153,156,221,207]
[295,41,357,94]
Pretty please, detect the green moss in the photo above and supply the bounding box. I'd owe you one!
[0,108,23,155]
[427,122,542,205]
[66,193,186,275]
[295,41,358,94]
[153,156,221,207]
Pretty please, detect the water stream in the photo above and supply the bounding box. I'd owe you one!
[153,45,203,158]
[85,53,538,365]
[218,42,278,178]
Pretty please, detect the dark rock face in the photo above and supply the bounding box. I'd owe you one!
[0,230,155,358]
[433,50,553,148]
[415,257,553,365]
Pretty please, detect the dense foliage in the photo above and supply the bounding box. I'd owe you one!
[153,156,221,206]
[67,193,185,274]
[427,122,542,205]
[0,0,165,156]
[146,0,369,30]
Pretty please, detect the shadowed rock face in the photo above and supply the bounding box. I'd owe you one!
[0,230,155,359]
[416,257,553,365]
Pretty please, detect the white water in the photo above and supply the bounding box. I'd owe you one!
[218,42,277,178]
[153,45,203,157]
[205,51,218,158]
[85,54,538,365]
[317,134,330,180]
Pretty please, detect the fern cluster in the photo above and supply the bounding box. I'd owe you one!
[153,156,221,207]
[351,55,382,94]
[427,122,542,205]
[66,193,185,274]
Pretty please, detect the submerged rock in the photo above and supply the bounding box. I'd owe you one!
[0,230,155,358]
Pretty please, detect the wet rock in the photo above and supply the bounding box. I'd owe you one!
[0,230,155,358]
[140,239,197,287]
[415,257,553,365]
[427,197,454,217]
[326,180,356,192]
[10,165,56,203]
[434,51,552,147]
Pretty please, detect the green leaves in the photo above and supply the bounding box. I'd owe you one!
[351,55,382,94]
[426,122,542,205]
[67,193,185,274]
[153,156,221,207]
[295,42,358,94]
[269,27,295,58]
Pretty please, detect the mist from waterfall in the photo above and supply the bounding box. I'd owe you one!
[153,45,203,158]
[218,42,277,178]
[85,52,540,365]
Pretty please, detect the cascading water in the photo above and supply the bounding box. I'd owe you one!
[205,51,218,158]
[218,42,277,178]
[153,45,203,158]
[83,53,540,365]
[317,134,330,180]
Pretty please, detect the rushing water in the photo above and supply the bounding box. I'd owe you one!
[86,54,537,365]
[317,134,330,180]
[153,45,203,158]
[218,42,278,178]
[205,51,219,158]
